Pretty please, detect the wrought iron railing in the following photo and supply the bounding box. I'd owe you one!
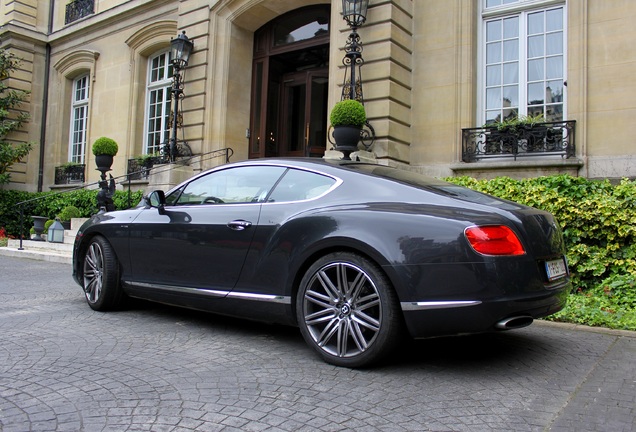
[54,164,86,184]
[126,147,234,182]
[461,120,576,162]
[126,157,164,181]
[65,0,95,24]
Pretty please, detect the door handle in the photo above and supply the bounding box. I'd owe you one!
[227,220,252,231]
[305,122,310,146]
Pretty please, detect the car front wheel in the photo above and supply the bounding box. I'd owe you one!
[82,235,125,311]
[297,252,403,368]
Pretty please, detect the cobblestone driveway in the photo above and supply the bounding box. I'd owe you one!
[1,256,634,431]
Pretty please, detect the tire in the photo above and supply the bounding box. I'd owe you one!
[296,252,403,368]
[82,235,125,311]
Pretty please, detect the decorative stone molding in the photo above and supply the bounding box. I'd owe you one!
[125,20,178,56]
[53,50,100,79]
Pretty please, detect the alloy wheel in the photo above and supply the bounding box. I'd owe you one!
[302,262,382,359]
[83,241,104,304]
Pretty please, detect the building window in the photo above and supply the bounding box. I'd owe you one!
[69,74,90,163]
[65,0,95,25]
[144,51,172,155]
[482,2,565,124]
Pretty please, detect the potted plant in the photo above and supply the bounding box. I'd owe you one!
[92,137,119,172]
[56,161,85,184]
[484,114,546,154]
[330,99,366,160]
[56,205,81,229]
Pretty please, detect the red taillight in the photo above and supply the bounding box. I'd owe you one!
[465,225,525,256]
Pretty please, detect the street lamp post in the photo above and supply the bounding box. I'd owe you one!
[336,0,375,151]
[341,0,369,102]
[168,31,193,162]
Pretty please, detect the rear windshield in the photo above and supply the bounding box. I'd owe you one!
[347,164,521,209]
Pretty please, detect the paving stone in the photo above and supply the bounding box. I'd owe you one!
[1,255,635,431]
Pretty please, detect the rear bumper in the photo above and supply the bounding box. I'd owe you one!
[401,281,570,338]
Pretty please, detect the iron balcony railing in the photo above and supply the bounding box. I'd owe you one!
[54,164,86,185]
[461,120,576,162]
[65,0,95,24]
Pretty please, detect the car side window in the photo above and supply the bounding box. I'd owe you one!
[267,168,336,203]
[174,166,287,205]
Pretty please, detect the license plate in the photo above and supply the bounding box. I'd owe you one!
[545,258,567,281]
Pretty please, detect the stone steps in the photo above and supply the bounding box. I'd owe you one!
[0,218,89,264]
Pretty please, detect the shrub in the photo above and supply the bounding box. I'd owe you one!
[0,189,143,238]
[330,100,366,127]
[57,205,81,222]
[92,137,118,156]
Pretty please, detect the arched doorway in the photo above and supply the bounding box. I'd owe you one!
[249,5,330,159]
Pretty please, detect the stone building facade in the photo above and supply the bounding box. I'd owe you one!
[1,0,635,192]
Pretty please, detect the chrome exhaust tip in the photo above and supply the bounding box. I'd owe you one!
[495,316,534,330]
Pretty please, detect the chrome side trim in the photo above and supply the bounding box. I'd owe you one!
[226,291,290,304]
[124,281,291,304]
[126,281,227,298]
[401,300,482,311]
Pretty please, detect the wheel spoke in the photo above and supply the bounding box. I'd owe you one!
[305,288,334,309]
[317,270,341,302]
[337,318,350,357]
[317,317,340,347]
[346,271,366,301]
[352,310,380,331]
[355,292,380,311]
[337,264,349,297]
[305,307,337,325]
[349,320,369,351]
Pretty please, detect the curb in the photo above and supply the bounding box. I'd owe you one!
[0,246,71,265]
[535,318,636,338]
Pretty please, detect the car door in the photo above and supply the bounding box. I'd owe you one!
[234,167,341,296]
[128,165,287,292]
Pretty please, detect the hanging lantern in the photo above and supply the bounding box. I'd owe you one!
[342,0,369,28]
[170,31,194,69]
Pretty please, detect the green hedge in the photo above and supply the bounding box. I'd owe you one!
[0,188,144,238]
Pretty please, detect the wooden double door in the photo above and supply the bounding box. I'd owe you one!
[250,64,329,159]
[249,6,330,159]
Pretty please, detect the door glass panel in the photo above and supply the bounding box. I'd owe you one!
[284,82,306,152]
[309,75,328,152]
[266,80,280,156]
[252,62,263,154]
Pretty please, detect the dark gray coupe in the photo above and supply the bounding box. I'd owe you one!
[73,158,570,367]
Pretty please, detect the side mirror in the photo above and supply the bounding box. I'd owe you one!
[145,190,166,214]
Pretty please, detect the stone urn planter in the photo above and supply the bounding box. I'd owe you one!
[332,125,362,159]
[31,216,48,242]
[95,154,114,172]
[329,99,366,160]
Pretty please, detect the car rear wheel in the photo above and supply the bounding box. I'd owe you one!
[297,252,403,368]
[82,236,125,311]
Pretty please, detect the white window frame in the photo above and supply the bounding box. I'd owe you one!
[144,51,173,155]
[478,0,567,125]
[68,74,90,164]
